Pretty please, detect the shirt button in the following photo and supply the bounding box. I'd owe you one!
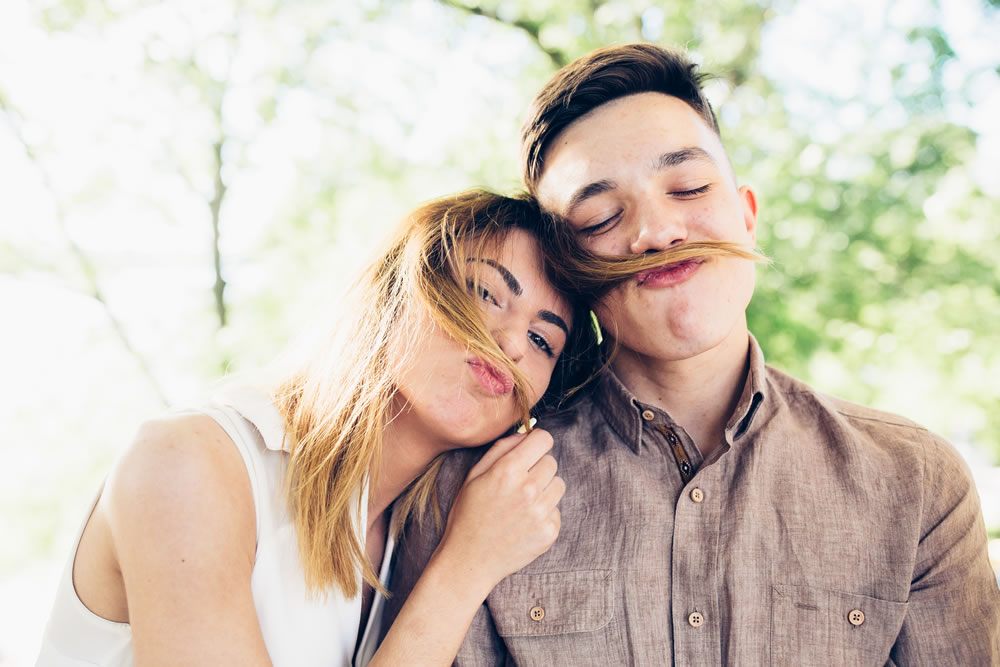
[848,609,865,626]
[641,409,655,421]
[529,605,545,622]
[688,611,704,628]
[690,488,705,503]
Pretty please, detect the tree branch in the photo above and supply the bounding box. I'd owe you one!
[208,137,228,328]
[0,92,170,406]
[435,0,569,68]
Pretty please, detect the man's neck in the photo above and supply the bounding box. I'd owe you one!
[611,326,751,457]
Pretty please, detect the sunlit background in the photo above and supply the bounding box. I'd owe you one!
[2,0,998,663]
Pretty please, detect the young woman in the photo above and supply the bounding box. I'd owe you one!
[37,191,600,666]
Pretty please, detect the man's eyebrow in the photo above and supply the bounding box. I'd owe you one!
[655,147,715,169]
[565,179,617,217]
[564,148,715,216]
[539,310,570,337]
[470,258,521,296]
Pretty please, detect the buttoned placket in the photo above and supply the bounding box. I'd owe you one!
[635,406,689,662]
[657,421,724,666]
[638,407,724,665]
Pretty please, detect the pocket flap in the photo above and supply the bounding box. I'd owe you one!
[771,584,909,665]
[487,569,615,637]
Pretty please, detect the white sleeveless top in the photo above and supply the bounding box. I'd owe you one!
[37,389,396,666]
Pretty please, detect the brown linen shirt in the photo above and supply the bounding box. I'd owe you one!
[385,335,1000,665]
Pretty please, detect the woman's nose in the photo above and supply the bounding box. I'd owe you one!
[493,328,525,363]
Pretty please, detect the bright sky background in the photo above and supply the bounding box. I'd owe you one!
[1,0,998,663]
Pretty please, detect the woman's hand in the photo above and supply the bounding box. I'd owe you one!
[372,430,564,666]
[432,428,565,598]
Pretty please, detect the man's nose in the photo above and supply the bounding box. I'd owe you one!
[629,200,688,254]
[493,328,525,363]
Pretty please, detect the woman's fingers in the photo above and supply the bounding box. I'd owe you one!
[466,428,553,482]
[493,428,553,474]
[529,452,557,477]
[538,473,566,512]
[525,454,558,495]
[465,432,526,480]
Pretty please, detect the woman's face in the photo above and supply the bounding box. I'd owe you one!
[393,228,572,450]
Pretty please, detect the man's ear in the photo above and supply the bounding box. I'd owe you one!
[738,185,759,243]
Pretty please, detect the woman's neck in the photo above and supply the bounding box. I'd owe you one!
[367,401,448,530]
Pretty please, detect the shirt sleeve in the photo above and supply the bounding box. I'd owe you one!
[382,446,511,666]
[890,430,1000,664]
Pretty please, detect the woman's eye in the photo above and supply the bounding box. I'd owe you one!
[528,331,554,358]
[671,184,710,197]
[467,280,499,306]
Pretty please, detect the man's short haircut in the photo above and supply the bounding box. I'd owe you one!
[520,43,720,192]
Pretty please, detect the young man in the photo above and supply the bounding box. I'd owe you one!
[386,44,1000,664]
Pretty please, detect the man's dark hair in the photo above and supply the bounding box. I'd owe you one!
[520,43,720,192]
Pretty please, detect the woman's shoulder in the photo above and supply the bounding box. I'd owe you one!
[103,412,257,564]
[62,410,275,664]
[110,413,248,501]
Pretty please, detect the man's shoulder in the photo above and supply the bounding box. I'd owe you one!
[430,444,488,511]
[535,397,597,431]
[762,364,962,467]
[533,392,611,450]
[766,363,923,428]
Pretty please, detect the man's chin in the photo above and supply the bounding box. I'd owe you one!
[613,316,745,364]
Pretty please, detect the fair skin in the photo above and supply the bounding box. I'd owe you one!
[71,228,570,666]
[535,92,759,455]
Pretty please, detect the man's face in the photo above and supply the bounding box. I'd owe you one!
[534,92,759,362]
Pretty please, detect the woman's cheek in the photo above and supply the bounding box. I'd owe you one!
[525,359,549,404]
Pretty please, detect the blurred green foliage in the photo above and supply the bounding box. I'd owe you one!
[2,0,998,578]
[429,0,1000,458]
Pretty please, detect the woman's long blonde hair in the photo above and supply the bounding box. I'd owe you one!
[271,191,575,598]
[269,190,766,599]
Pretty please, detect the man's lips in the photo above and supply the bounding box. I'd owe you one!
[467,358,514,396]
[635,258,703,287]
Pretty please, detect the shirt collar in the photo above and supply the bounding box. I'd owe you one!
[724,333,768,445]
[592,365,645,454]
[592,333,769,454]
[214,387,292,453]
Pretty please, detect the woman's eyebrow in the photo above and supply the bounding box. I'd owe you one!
[538,310,569,337]
[469,258,522,296]
[467,258,567,335]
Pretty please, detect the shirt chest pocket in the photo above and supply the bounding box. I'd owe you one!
[487,569,625,667]
[770,584,908,666]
